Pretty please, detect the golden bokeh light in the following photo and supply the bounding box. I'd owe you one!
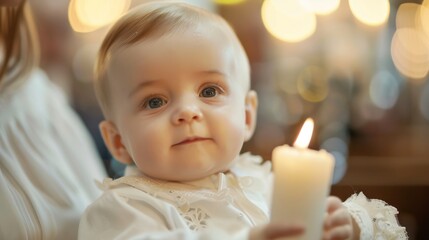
[396,3,420,29]
[261,0,317,43]
[68,0,92,33]
[297,66,329,102]
[69,0,131,33]
[391,28,429,80]
[418,3,429,38]
[299,0,340,15]
[349,0,390,26]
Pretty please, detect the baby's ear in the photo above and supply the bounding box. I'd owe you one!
[244,90,258,141]
[99,120,133,165]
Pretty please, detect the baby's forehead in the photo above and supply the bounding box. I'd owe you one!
[111,22,234,53]
[101,9,249,91]
[105,37,249,99]
[107,28,236,73]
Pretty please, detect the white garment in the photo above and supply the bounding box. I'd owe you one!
[0,69,107,239]
[79,153,407,240]
[344,192,408,239]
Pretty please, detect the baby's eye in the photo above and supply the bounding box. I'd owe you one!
[143,97,167,109]
[200,86,219,98]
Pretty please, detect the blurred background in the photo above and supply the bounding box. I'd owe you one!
[27,0,428,238]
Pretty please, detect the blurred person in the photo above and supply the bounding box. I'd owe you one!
[0,0,106,239]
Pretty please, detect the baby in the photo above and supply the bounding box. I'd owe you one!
[79,2,407,239]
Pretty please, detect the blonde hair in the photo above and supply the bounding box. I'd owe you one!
[0,1,40,95]
[95,2,250,118]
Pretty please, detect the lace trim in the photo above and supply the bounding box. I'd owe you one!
[344,192,408,240]
[95,153,271,231]
[97,177,219,231]
[180,207,210,231]
[344,200,373,239]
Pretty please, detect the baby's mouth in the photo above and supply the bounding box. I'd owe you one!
[172,137,211,147]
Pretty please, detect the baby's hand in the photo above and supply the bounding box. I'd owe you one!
[249,222,304,240]
[323,196,354,240]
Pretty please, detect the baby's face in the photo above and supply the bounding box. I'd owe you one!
[106,27,252,181]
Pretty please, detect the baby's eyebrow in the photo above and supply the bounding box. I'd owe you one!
[195,70,226,77]
[128,80,159,98]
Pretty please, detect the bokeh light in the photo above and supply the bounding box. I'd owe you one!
[68,0,92,33]
[330,151,347,184]
[349,0,390,26]
[418,2,429,38]
[261,0,316,42]
[69,0,131,33]
[319,122,350,184]
[396,3,421,29]
[321,137,348,156]
[369,70,400,109]
[391,28,429,80]
[393,2,429,81]
[299,0,340,15]
[297,66,329,102]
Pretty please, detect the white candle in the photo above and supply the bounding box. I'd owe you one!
[271,118,334,240]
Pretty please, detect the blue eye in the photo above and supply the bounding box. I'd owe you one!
[144,97,166,109]
[200,87,218,98]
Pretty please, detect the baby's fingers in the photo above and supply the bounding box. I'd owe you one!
[325,208,352,228]
[323,225,353,240]
[326,196,343,214]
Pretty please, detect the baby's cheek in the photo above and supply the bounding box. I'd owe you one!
[128,128,163,163]
[224,118,247,151]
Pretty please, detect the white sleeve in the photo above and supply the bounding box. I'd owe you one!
[0,70,106,240]
[343,192,408,240]
[78,187,250,240]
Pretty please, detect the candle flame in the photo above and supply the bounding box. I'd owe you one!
[293,118,314,148]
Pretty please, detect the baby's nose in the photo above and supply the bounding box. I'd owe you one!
[171,105,203,125]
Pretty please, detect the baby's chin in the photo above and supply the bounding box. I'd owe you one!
[143,166,230,182]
